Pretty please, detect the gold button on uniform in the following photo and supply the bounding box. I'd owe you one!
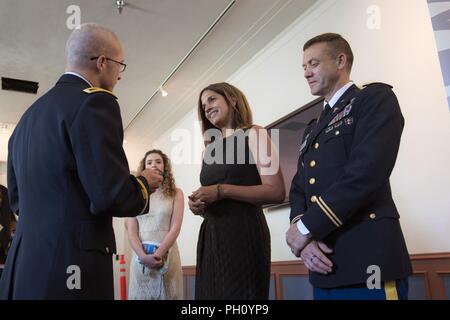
[311,195,318,203]
[314,142,320,149]
[310,160,316,168]
[335,130,340,136]
[369,213,376,220]
[309,178,316,185]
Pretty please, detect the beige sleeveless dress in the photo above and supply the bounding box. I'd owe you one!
[128,189,182,300]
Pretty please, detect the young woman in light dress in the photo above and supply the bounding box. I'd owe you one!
[127,149,184,300]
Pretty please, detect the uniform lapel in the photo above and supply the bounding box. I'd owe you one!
[308,84,360,145]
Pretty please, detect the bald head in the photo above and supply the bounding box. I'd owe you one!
[65,23,122,70]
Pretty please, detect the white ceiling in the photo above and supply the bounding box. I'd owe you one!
[0,0,318,162]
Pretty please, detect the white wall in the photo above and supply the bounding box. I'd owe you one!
[0,162,7,187]
[123,0,450,266]
[0,124,16,163]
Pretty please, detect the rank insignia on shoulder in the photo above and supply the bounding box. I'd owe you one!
[362,82,393,89]
[83,87,118,99]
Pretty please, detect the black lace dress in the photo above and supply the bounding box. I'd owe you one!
[195,129,271,300]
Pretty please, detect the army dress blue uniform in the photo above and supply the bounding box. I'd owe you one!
[0,74,151,299]
[289,83,412,296]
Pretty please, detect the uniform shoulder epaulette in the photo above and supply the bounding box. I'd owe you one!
[362,82,393,89]
[83,87,118,99]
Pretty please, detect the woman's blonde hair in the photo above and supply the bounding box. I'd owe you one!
[137,149,176,198]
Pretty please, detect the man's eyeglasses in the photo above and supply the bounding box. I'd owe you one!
[90,56,127,73]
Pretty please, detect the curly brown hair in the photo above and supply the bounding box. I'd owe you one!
[137,149,177,198]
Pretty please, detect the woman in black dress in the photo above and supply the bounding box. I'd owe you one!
[0,185,16,280]
[189,82,285,299]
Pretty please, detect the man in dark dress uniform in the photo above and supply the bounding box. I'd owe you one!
[286,33,412,299]
[0,23,163,299]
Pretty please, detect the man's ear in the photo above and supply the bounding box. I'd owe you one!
[96,55,106,71]
[336,53,347,70]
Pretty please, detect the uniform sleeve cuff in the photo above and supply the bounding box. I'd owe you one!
[136,176,151,214]
[290,214,303,225]
[136,175,151,193]
[296,219,311,236]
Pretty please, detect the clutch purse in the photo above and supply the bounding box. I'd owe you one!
[138,241,169,274]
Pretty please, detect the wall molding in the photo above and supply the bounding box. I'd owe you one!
[182,252,450,300]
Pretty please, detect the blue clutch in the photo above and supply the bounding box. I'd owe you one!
[138,241,169,274]
[142,242,159,254]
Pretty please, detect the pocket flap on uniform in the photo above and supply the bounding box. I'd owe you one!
[322,124,353,143]
[79,221,117,255]
[357,209,400,222]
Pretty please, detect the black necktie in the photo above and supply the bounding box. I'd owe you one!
[319,103,331,121]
